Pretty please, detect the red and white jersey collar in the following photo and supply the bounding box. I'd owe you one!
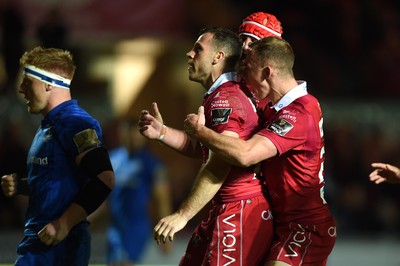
[206,72,237,96]
[271,80,307,111]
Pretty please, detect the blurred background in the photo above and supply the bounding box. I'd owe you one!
[0,0,399,265]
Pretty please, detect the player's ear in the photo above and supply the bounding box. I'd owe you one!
[262,66,271,79]
[213,51,224,64]
[45,84,53,91]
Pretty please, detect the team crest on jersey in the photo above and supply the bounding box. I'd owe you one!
[211,108,232,125]
[267,118,293,136]
[74,128,101,153]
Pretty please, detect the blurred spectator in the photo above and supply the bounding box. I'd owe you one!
[0,118,28,229]
[0,0,25,93]
[361,0,400,97]
[90,118,173,265]
[36,6,69,50]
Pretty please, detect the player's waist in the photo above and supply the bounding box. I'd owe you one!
[214,185,265,203]
[24,219,89,236]
[273,204,333,224]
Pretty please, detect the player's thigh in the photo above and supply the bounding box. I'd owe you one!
[65,225,91,266]
[179,221,210,266]
[208,198,273,266]
[267,219,336,266]
[15,244,66,266]
[241,196,273,259]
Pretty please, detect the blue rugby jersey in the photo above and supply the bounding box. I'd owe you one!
[22,99,103,240]
[106,146,163,262]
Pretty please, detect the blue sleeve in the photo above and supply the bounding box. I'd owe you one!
[55,115,104,159]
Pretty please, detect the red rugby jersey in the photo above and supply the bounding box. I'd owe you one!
[257,82,333,223]
[202,73,264,202]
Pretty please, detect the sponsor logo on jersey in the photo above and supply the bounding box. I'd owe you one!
[211,108,232,125]
[28,156,48,165]
[279,113,297,123]
[222,213,237,265]
[285,223,308,258]
[210,99,230,108]
[267,118,293,136]
[43,128,54,142]
[328,226,337,237]
[262,209,273,220]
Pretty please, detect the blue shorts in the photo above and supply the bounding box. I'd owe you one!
[15,223,91,266]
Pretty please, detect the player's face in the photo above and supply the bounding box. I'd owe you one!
[238,35,258,68]
[238,49,266,99]
[186,32,215,87]
[19,75,50,114]
[240,35,257,52]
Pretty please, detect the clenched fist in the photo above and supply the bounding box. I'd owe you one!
[1,173,18,197]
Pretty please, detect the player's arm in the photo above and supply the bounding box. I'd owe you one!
[185,106,277,167]
[156,124,202,158]
[38,146,115,245]
[369,163,400,185]
[151,166,174,253]
[153,132,233,244]
[139,102,202,158]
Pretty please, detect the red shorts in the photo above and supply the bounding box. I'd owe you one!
[180,195,273,266]
[266,218,337,266]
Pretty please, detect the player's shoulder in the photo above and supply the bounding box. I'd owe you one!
[216,80,242,91]
[295,93,319,105]
[57,102,100,129]
[290,94,321,113]
[214,82,254,101]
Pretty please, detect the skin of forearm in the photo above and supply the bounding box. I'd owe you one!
[177,166,224,221]
[161,127,202,158]
[58,203,88,230]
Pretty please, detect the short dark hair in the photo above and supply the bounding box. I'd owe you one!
[199,27,242,70]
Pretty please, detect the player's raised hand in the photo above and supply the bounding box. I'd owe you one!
[139,102,164,140]
[1,173,18,197]
[369,163,400,185]
[150,102,164,125]
[184,106,205,137]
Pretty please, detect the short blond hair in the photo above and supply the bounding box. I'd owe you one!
[250,37,294,78]
[20,46,76,80]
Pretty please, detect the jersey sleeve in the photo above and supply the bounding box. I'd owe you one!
[56,115,104,159]
[257,106,309,155]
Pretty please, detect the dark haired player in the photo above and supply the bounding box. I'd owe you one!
[140,27,273,266]
[185,37,337,266]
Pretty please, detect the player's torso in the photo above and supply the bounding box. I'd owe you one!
[25,101,102,233]
[109,148,157,216]
[202,81,264,202]
[260,95,332,223]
